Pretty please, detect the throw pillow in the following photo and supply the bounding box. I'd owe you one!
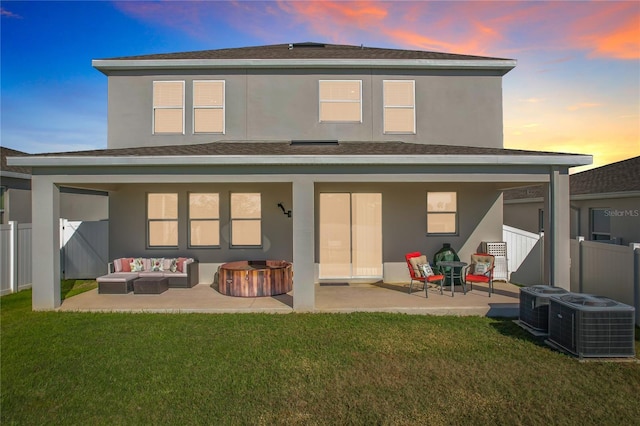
[121,258,133,273]
[151,258,165,272]
[409,255,427,277]
[419,263,435,277]
[474,262,491,274]
[177,257,187,273]
[131,258,145,272]
[165,258,177,273]
[114,258,123,273]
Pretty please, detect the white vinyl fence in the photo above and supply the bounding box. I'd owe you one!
[1,220,108,295]
[571,239,640,325]
[0,222,32,295]
[502,225,541,279]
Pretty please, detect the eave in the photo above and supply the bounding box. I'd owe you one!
[8,153,591,168]
[92,58,517,75]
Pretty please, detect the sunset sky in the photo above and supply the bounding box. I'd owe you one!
[1,0,639,172]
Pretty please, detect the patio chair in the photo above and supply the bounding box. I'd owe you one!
[405,252,445,297]
[462,253,495,297]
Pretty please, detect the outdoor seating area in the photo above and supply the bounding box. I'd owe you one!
[97,257,199,294]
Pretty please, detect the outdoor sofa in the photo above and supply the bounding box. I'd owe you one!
[97,257,199,294]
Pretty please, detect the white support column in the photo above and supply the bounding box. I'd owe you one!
[31,176,61,310]
[292,177,315,311]
[544,167,571,289]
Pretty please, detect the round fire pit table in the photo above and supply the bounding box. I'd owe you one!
[218,260,293,297]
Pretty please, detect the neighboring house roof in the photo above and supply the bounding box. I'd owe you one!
[93,42,516,75]
[8,141,590,168]
[1,147,31,178]
[504,156,640,200]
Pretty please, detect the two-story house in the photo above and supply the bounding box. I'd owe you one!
[8,42,591,310]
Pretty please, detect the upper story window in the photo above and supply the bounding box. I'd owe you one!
[147,193,179,247]
[153,81,184,134]
[230,193,262,247]
[383,80,415,134]
[193,81,225,134]
[427,192,457,235]
[189,193,220,247]
[319,80,362,123]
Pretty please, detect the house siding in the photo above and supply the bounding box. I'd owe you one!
[107,69,504,149]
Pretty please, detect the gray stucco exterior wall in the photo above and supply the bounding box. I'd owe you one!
[107,69,504,149]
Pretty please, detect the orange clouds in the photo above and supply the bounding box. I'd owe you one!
[585,15,640,60]
[113,1,639,60]
[271,1,639,60]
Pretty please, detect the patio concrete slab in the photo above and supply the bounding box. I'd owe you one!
[58,280,520,317]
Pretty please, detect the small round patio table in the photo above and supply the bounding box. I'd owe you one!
[436,260,468,297]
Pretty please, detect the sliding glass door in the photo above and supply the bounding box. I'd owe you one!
[319,193,382,279]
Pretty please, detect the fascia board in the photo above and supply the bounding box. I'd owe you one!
[0,171,31,180]
[9,154,592,168]
[570,191,640,201]
[92,58,517,73]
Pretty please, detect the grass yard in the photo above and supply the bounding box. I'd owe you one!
[2,286,639,425]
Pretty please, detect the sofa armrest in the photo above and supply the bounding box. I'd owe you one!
[108,262,115,274]
[187,261,199,287]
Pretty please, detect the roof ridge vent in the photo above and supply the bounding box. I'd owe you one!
[291,42,326,48]
[290,140,339,146]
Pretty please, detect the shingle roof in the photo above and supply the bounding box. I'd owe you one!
[1,147,31,176]
[503,156,640,200]
[100,42,511,62]
[18,141,580,158]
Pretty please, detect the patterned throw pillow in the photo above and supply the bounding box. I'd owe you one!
[163,258,178,273]
[130,258,145,272]
[150,258,165,272]
[474,262,491,274]
[418,263,435,277]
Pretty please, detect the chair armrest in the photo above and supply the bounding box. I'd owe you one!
[186,261,199,287]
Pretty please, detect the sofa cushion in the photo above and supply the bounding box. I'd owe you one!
[97,273,139,283]
[139,271,164,278]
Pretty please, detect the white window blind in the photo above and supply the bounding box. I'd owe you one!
[193,81,225,134]
[153,81,184,134]
[384,80,415,134]
[319,80,362,122]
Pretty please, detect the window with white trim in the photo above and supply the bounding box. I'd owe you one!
[319,80,362,122]
[189,193,220,247]
[193,80,225,134]
[230,193,262,246]
[153,81,184,134]
[383,80,415,134]
[147,193,178,247]
[427,192,457,234]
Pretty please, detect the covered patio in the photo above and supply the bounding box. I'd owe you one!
[8,142,592,312]
[57,280,520,317]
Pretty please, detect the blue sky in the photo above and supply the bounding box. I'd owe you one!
[1,0,639,171]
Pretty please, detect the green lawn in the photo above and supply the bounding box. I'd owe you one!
[2,286,639,425]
